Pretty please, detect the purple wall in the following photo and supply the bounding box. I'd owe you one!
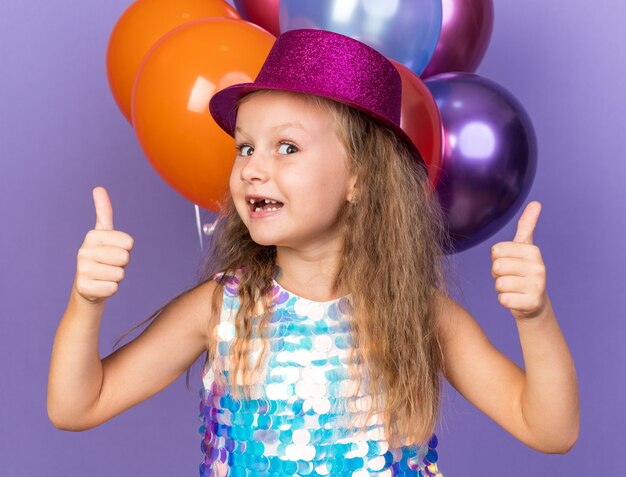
[2,0,624,475]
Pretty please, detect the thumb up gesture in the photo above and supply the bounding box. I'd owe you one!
[491,201,548,320]
[73,187,135,304]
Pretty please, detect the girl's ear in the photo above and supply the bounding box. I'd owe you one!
[347,174,358,203]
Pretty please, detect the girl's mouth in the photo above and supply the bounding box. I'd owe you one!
[247,198,284,218]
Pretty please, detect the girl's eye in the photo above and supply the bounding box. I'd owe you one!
[237,142,297,156]
[278,142,298,155]
[238,144,253,156]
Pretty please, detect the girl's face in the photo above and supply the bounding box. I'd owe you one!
[230,91,356,251]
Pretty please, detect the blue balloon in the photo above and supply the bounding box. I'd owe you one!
[279,0,442,76]
[424,73,538,254]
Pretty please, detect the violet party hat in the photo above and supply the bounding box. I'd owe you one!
[208,28,425,168]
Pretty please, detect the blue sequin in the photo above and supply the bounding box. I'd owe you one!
[199,269,443,476]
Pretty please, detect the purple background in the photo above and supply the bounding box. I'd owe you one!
[1,0,624,475]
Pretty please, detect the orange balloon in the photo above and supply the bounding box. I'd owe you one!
[390,59,444,189]
[106,0,240,123]
[132,18,276,211]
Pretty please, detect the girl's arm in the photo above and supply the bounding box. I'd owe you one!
[437,292,579,453]
[47,186,217,431]
[47,279,107,430]
[437,201,579,453]
[47,278,216,431]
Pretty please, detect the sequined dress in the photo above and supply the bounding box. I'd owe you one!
[198,270,443,476]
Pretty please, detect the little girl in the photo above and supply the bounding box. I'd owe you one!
[48,29,579,476]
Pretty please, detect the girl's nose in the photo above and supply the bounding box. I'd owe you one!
[239,151,270,183]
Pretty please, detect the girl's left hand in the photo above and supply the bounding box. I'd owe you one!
[491,201,548,320]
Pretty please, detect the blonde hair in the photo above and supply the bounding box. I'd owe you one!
[115,89,456,446]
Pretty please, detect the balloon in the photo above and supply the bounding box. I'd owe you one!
[390,59,443,190]
[132,18,276,211]
[279,0,442,76]
[106,0,240,123]
[424,73,537,254]
[422,0,494,79]
[233,0,280,36]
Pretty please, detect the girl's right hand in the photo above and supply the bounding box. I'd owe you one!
[74,186,135,304]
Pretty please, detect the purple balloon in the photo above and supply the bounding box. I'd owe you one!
[421,0,494,79]
[424,73,537,254]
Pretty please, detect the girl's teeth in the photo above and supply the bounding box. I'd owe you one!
[254,207,280,212]
[248,198,279,204]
